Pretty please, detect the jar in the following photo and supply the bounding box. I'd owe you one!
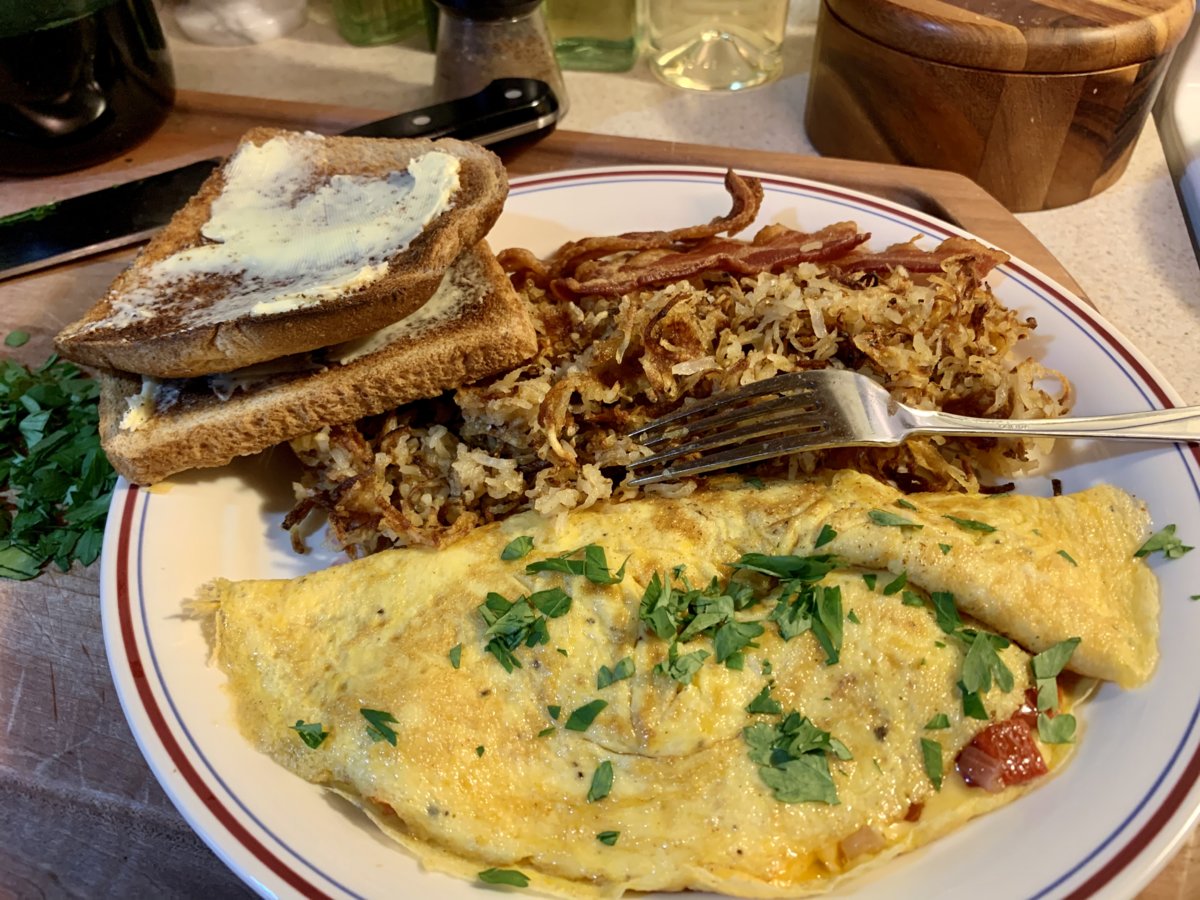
[172,0,308,45]
[0,0,175,175]
[432,0,568,116]
[805,0,1195,211]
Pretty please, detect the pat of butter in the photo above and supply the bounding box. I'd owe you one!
[106,135,461,328]
[120,377,160,431]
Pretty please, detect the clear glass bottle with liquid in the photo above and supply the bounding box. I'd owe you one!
[544,0,636,72]
[637,0,789,91]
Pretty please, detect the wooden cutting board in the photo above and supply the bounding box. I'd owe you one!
[6,91,1193,900]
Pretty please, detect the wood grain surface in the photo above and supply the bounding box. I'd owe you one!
[0,90,1194,900]
[806,0,1194,211]
[826,0,1195,73]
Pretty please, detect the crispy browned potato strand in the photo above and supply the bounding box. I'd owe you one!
[286,175,1071,556]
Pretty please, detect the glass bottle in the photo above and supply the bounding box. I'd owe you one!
[0,0,175,175]
[545,0,636,72]
[332,0,425,46]
[172,0,308,45]
[637,0,789,92]
[432,0,568,116]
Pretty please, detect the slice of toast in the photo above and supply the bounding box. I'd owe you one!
[96,242,536,484]
[57,129,508,378]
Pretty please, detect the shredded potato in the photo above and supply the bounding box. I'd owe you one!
[286,252,1072,557]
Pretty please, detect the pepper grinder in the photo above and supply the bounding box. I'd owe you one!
[432,0,568,117]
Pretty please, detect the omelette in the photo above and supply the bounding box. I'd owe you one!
[199,471,1159,897]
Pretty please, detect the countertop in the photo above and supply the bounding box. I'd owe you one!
[2,1,1199,898]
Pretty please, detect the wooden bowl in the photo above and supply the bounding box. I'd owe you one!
[805,0,1195,211]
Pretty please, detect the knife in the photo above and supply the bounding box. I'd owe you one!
[0,78,560,281]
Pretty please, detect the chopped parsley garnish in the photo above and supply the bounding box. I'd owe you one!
[529,587,572,617]
[868,509,922,529]
[847,609,860,624]
[743,711,851,805]
[895,498,918,510]
[654,641,710,684]
[770,583,843,664]
[734,553,840,581]
[1038,713,1077,743]
[564,699,608,732]
[526,544,628,584]
[448,643,462,668]
[862,573,877,590]
[557,647,569,656]
[943,515,996,534]
[5,330,29,348]
[744,476,765,490]
[882,571,907,595]
[478,867,530,887]
[901,589,925,607]
[1135,525,1193,560]
[0,353,117,580]
[746,683,783,715]
[713,619,765,665]
[547,704,561,720]
[1031,637,1081,742]
[361,708,399,745]
[587,760,614,802]
[938,543,953,555]
[1057,549,1078,566]
[959,684,988,720]
[476,745,485,757]
[921,738,944,790]
[814,523,837,548]
[290,720,328,749]
[597,831,620,845]
[924,713,950,730]
[536,726,556,738]
[478,587,572,672]
[500,535,534,560]
[597,656,635,689]
[961,630,1015,695]
[930,591,963,634]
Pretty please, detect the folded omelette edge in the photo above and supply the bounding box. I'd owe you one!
[198,471,1159,897]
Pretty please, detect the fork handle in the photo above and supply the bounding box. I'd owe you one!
[904,405,1200,442]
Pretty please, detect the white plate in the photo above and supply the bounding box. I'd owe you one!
[101,167,1200,900]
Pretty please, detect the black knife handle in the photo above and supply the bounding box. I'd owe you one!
[344,78,560,142]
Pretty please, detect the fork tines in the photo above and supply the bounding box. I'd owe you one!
[626,372,828,486]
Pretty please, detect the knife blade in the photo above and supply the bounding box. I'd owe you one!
[0,78,560,281]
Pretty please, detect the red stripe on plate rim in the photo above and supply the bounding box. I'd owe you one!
[115,484,333,899]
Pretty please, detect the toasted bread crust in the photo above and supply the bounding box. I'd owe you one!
[58,129,508,378]
[97,243,536,484]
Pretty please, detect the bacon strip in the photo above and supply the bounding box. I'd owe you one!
[840,237,1009,281]
[499,171,1010,301]
[501,170,766,287]
[558,223,868,298]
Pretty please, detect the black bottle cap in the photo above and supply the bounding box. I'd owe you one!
[434,0,541,19]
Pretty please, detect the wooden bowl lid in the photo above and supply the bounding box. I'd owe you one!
[826,0,1195,73]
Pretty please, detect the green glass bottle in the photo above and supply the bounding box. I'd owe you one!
[332,0,425,46]
[544,0,635,71]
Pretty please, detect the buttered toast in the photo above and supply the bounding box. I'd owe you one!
[56,129,508,378]
[96,242,536,484]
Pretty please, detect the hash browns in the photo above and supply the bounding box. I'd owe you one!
[286,177,1072,556]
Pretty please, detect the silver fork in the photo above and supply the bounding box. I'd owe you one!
[625,369,1200,486]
